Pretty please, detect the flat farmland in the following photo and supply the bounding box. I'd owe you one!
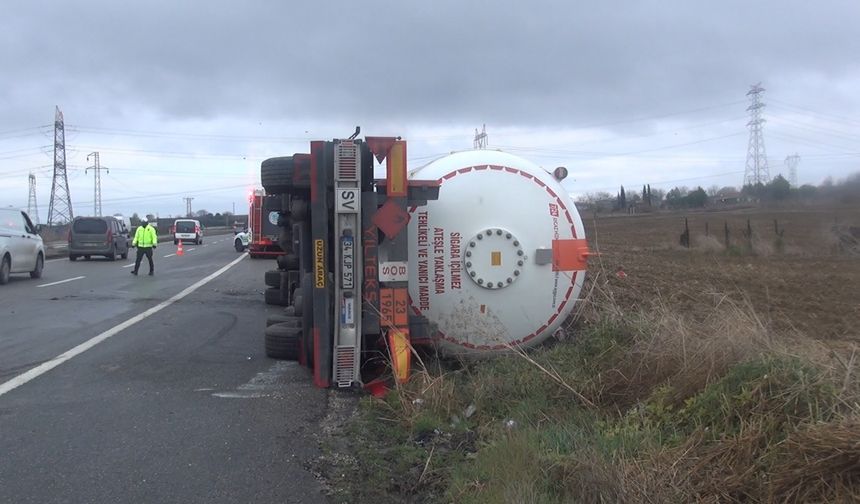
[582,205,860,344]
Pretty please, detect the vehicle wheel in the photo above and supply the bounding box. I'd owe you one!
[121,249,128,259]
[277,228,292,252]
[234,239,244,252]
[69,255,78,261]
[264,287,289,306]
[84,255,91,261]
[174,239,178,245]
[107,245,117,261]
[264,269,282,288]
[0,255,10,285]
[264,323,301,360]
[30,253,44,279]
[266,314,302,327]
[292,292,303,317]
[276,253,299,271]
[260,156,295,195]
[290,199,308,221]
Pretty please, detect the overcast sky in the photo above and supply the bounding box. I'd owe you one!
[2,0,859,221]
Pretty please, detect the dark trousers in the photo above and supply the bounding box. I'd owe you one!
[134,247,154,273]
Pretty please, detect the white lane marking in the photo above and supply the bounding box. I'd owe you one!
[36,276,85,288]
[0,253,248,398]
[164,253,176,257]
[186,248,196,252]
[46,258,67,263]
[202,244,208,247]
[122,263,135,268]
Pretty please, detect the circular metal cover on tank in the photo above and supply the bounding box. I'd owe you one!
[407,150,587,356]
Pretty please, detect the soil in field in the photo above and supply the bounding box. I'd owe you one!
[582,204,860,343]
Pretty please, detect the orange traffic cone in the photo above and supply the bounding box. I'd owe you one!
[177,240,184,256]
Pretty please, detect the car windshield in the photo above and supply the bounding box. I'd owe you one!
[176,222,196,233]
[73,218,107,234]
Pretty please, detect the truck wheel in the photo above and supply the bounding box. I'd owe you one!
[260,156,295,195]
[264,287,289,306]
[277,228,292,252]
[69,255,78,261]
[264,324,301,360]
[291,293,303,317]
[290,199,308,221]
[266,314,302,327]
[264,269,281,288]
[276,253,299,271]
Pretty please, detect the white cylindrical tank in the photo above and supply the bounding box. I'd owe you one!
[406,150,587,356]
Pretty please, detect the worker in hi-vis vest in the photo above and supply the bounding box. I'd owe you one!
[131,218,158,276]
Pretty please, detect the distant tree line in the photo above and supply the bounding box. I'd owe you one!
[577,171,859,212]
[130,210,248,229]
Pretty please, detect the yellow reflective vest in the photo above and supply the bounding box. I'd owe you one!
[133,224,158,247]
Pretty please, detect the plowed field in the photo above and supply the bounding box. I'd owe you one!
[583,205,860,344]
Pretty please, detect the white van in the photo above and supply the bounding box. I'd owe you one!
[0,208,45,284]
[173,219,202,245]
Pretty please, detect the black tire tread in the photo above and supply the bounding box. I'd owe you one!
[264,324,301,360]
[260,156,295,195]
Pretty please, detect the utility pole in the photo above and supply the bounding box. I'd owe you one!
[183,197,194,218]
[473,124,488,149]
[47,106,74,225]
[27,173,40,224]
[784,153,800,187]
[743,84,770,189]
[85,152,108,216]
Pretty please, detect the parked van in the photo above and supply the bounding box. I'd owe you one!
[173,219,202,244]
[112,213,132,234]
[0,208,45,284]
[68,216,130,261]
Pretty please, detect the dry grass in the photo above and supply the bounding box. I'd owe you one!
[340,255,860,503]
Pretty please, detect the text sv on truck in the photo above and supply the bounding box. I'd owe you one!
[259,132,590,389]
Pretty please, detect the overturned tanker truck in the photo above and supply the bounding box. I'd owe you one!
[258,132,589,389]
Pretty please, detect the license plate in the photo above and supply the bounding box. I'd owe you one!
[341,236,354,289]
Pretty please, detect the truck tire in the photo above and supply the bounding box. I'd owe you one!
[277,253,299,271]
[264,287,288,306]
[291,293,303,317]
[261,156,295,195]
[290,199,308,221]
[266,314,302,327]
[264,269,281,288]
[265,323,301,360]
[277,228,292,252]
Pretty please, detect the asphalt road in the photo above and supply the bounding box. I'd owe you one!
[0,238,330,504]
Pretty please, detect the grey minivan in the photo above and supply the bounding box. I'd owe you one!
[68,216,130,261]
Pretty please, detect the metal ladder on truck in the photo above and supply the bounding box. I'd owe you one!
[260,133,440,389]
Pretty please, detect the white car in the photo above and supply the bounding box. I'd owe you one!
[0,208,45,284]
[173,219,203,245]
[234,228,250,252]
